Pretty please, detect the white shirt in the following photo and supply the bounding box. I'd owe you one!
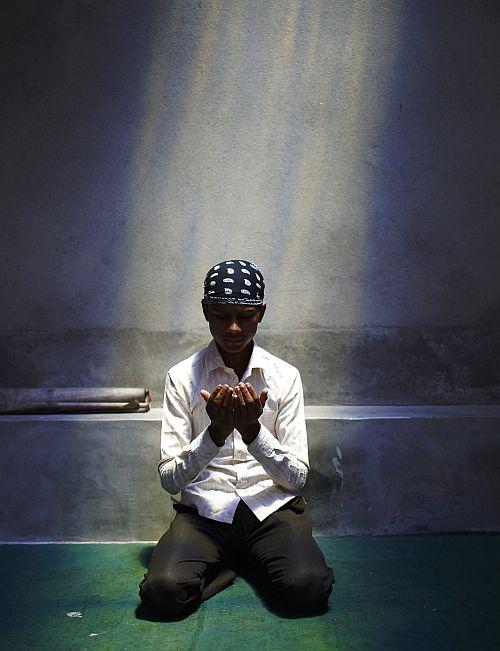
[158,338,309,523]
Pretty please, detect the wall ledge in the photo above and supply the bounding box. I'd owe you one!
[1,405,499,421]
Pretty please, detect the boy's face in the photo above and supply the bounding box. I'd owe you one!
[202,302,266,355]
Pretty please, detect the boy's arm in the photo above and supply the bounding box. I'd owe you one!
[157,373,221,495]
[245,370,309,492]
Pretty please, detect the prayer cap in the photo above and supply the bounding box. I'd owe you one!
[201,260,265,305]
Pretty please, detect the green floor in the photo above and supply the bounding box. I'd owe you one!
[0,535,499,650]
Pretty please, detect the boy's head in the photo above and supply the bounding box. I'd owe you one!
[201,260,266,354]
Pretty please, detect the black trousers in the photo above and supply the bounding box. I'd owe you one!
[139,496,335,617]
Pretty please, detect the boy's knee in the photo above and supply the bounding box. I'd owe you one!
[272,565,335,612]
[139,571,203,617]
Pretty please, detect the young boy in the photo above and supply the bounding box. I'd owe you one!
[139,260,334,617]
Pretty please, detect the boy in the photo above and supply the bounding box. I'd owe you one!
[139,260,334,617]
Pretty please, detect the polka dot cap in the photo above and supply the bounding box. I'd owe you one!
[201,260,265,305]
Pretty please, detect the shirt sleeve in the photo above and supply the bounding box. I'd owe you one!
[247,369,309,492]
[157,372,220,495]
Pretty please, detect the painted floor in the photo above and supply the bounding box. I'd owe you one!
[0,535,498,650]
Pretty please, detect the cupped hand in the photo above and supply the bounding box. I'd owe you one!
[200,384,235,446]
[233,382,268,443]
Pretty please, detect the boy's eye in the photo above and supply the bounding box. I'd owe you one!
[213,313,253,320]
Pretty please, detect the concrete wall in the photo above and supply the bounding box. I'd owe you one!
[1,2,499,541]
[1,0,499,404]
[1,413,498,542]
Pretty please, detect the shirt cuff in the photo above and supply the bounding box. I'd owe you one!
[246,423,280,462]
[190,425,221,463]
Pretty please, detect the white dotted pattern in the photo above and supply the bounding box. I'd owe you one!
[203,259,265,303]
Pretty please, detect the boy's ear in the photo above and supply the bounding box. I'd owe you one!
[202,303,210,321]
[258,302,267,322]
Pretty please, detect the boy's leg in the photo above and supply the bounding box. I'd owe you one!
[243,499,335,613]
[139,509,235,617]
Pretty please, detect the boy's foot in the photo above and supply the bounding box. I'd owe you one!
[201,567,237,601]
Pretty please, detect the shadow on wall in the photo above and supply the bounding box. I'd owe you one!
[348,2,500,403]
[0,1,183,383]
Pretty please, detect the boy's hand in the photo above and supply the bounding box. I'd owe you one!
[233,382,268,444]
[200,384,235,446]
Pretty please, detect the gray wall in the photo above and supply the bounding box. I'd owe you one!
[1,2,499,541]
[1,414,498,541]
[1,0,499,404]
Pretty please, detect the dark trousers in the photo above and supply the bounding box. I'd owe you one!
[139,496,335,617]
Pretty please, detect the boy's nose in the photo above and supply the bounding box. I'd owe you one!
[227,321,241,334]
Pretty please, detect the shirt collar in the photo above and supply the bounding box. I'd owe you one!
[205,338,268,376]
